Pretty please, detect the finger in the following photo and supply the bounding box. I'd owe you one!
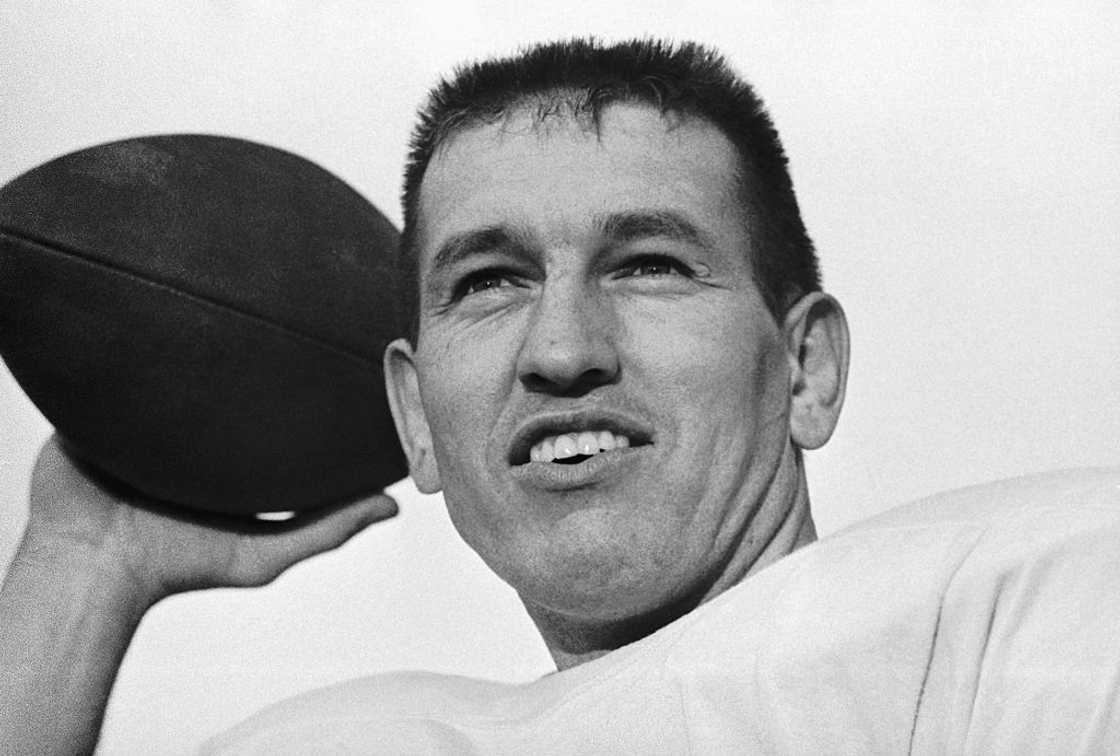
[30,435,75,495]
[230,494,399,585]
[27,435,128,534]
[32,434,145,508]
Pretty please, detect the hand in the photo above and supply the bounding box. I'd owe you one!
[22,434,399,603]
[2,435,398,755]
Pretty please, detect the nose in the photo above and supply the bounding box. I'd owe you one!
[516,279,620,396]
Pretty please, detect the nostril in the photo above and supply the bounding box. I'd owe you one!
[520,366,619,397]
[519,371,553,394]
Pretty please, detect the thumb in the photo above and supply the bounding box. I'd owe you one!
[231,493,399,586]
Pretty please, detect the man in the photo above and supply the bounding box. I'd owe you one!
[3,38,1118,753]
[380,38,846,671]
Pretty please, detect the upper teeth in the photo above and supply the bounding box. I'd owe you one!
[530,430,631,463]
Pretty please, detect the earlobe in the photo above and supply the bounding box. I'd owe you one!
[384,338,443,494]
[782,293,850,450]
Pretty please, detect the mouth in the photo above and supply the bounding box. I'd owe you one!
[508,411,654,467]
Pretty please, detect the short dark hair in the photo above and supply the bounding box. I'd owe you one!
[398,38,821,341]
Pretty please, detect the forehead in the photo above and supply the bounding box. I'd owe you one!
[414,103,743,266]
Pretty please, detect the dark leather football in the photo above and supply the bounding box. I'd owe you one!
[0,135,408,514]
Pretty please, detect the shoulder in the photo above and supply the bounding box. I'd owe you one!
[701,466,1120,630]
[854,467,1120,751]
[200,671,517,754]
[706,465,1120,652]
[659,466,1120,752]
[837,465,1120,583]
[849,465,1120,533]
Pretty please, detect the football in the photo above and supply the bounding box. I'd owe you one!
[0,135,408,514]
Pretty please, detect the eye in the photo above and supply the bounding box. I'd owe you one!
[615,254,694,279]
[454,269,518,299]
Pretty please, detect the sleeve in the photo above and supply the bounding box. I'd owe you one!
[910,497,1120,754]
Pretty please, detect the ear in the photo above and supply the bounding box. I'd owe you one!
[384,337,442,494]
[781,293,850,450]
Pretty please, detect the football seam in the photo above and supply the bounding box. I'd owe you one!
[0,225,381,370]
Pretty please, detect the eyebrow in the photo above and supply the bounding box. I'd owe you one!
[429,225,531,277]
[427,209,714,279]
[594,210,715,252]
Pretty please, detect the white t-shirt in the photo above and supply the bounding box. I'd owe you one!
[204,468,1120,754]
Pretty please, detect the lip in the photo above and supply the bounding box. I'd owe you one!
[507,409,655,466]
[509,445,649,491]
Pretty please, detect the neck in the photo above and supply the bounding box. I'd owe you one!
[528,447,816,671]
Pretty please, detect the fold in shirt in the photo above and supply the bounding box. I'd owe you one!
[205,467,1120,754]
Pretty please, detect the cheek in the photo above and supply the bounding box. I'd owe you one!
[622,298,791,518]
[415,329,511,484]
[624,298,786,413]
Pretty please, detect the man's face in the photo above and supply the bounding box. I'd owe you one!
[394,103,796,621]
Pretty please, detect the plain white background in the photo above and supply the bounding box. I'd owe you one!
[1,2,1117,753]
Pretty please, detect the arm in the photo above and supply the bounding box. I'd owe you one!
[0,531,147,755]
[0,436,397,755]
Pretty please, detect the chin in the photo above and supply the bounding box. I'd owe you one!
[511,545,696,625]
[450,492,705,621]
